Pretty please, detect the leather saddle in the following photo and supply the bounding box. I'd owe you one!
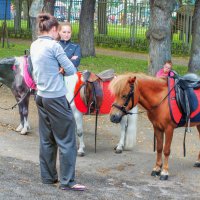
[82,69,115,82]
[81,69,115,114]
[171,70,200,124]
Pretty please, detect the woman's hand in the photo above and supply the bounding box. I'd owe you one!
[71,56,78,60]
[59,67,65,74]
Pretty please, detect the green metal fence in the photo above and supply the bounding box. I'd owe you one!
[0,0,193,55]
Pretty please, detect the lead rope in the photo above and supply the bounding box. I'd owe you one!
[69,83,86,105]
[90,82,99,153]
[0,87,32,110]
[69,79,99,153]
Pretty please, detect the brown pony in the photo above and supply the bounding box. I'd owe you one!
[109,72,200,180]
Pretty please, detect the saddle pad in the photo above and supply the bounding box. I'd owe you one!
[168,76,200,126]
[74,72,88,113]
[99,81,115,114]
[23,56,36,89]
[74,72,115,114]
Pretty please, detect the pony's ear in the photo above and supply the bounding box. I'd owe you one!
[128,76,136,84]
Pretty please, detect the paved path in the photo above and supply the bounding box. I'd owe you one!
[96,47,189,67]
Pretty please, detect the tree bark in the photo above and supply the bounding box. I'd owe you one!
[29,0,55,41]
[188,0,200,73]
[79,0,96,57]
[147,0,176,75]
[43,0,55,15]
[14,0,22,32]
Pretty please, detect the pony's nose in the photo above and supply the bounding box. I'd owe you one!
[110,114,122,123]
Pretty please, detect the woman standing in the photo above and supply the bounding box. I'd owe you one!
[59,22,81,70]
[30,13,85,191]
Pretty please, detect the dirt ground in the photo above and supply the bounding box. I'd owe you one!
[0,82,200,200]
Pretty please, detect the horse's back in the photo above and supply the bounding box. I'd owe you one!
[0,57,15,65]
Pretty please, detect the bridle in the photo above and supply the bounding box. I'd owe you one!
[112,83,135,115]
[112,77,177,116]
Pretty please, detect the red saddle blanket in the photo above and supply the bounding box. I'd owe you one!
[168,76,200,126]
[74,72,115,114]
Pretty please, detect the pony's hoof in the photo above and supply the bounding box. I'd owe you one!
[20,129,28,135]
[115,149,123,154]
[16,124,23,132]
[194,161,200,167]
[20,131,28,135]
[160,175,168,180]
[78,152,85,157]
[151,170,161,177]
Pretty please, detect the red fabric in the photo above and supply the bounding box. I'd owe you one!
[74,72,88,113]
[169,75,200,125]
[99,81,115,114]
[168,77,182,124]
[190,90,200,118]
[74,73,114,114]
[23,56,36,89]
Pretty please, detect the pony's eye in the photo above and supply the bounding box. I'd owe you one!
[122,95,127,99]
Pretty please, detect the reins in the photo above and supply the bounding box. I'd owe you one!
[69,82,86,104]
[113,80,178,115]
[0,87,32,110]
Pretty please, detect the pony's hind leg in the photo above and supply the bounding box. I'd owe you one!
[151,128,164,177]
[194,125,200,167]
[72,107,85,156]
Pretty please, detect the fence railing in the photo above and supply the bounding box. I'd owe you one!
[0,0,193,55]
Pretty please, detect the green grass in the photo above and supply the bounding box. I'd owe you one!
[0,42,30,57]
[0,40,187,75]
[80,54,187,75]
[80,55,148,74]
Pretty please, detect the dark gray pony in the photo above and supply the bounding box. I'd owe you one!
[0,57,32,134]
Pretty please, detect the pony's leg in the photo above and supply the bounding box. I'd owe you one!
[72,106,85,156]
[114,115,127,153]
[151,128,164,177]
[19,95,31,135]
[194,125,200,167]
[124,106,138,150]
[160,127,174,180]
[16,103,24,132]
[115,106,138,153]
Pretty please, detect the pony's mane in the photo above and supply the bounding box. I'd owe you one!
[109,72,166,95]
[0,57,15,65]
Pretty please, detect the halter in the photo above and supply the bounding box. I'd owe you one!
[112,83,135,115]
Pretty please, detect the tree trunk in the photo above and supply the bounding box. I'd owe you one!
[188,0,200,73]
[98,0,107,34]
[147,0,176,75]
[122,0,127,27]
[29,0,55,41]
[14,0,22,32]
[43,0,55,15]
[27,0,33,30]
[79,0,96,57]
